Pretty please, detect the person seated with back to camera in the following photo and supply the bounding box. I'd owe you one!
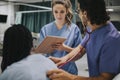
[0,24,57,80]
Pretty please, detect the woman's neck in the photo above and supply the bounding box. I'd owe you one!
[55,21,66,30]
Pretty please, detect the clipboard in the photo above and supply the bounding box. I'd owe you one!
[34,36,66,54]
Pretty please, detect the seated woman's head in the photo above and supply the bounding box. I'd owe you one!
[1,24,33,72]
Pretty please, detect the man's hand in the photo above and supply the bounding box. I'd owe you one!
[49,56,69,67]
[47,69,76,80]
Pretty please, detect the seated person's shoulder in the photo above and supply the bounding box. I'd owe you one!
[0,65,32,80]
[113,73,120,80]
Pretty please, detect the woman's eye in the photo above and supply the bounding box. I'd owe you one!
[54,10,65,14]
[54,11,58,13]
[60,11,65,14]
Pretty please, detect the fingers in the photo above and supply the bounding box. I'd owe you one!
[47,69,62,75]
[47,69,63,79]
[49,57,66,67]
[56,61,64,66]
[51,43,62,49]
[47,69,73,80]
[49,56,61,63]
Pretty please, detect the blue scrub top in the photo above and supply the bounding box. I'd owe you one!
[83,22,120,77]
[40,21,82,74]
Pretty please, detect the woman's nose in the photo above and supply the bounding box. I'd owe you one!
[57,13,61,17]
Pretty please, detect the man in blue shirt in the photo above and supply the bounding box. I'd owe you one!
[47,0,120,80]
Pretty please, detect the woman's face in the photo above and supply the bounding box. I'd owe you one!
[52,4,67,23]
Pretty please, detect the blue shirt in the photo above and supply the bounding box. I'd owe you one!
[0,54,57,80]
[39,21,82,74]
[83,22,120,77]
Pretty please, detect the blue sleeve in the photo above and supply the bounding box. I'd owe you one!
[80,32,90,48]
[73,25,82,47]
[39,26,46,43]
[80,27,91,48]
[99,38,120,74]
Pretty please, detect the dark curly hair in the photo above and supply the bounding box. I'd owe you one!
[78,0,110,25]
[1,24,33,72]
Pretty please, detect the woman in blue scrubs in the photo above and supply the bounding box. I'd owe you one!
[47,0,120,80]
[39,0,82,75]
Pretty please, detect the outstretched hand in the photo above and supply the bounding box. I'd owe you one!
[49,56,68,67]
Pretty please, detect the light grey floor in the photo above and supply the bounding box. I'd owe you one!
[75,54,89,76]
[0,56,2,74]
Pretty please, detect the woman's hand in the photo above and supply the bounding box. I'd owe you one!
[52,43,65,51]
[52,43,73,52]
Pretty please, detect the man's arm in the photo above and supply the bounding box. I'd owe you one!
[49,45,85,66]
[47,69,115,80]
[63,45,85,61]
[74,73,115,80]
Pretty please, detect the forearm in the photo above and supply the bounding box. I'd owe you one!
[47,69,115,80]
[63,45,85,61]
[62,45,74,52]
[72,73,115,80]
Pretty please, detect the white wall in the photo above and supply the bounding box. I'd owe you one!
[110,12,120,21]
[0,2,120,42]
[76,12,120,22]
[0,2,15,42]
